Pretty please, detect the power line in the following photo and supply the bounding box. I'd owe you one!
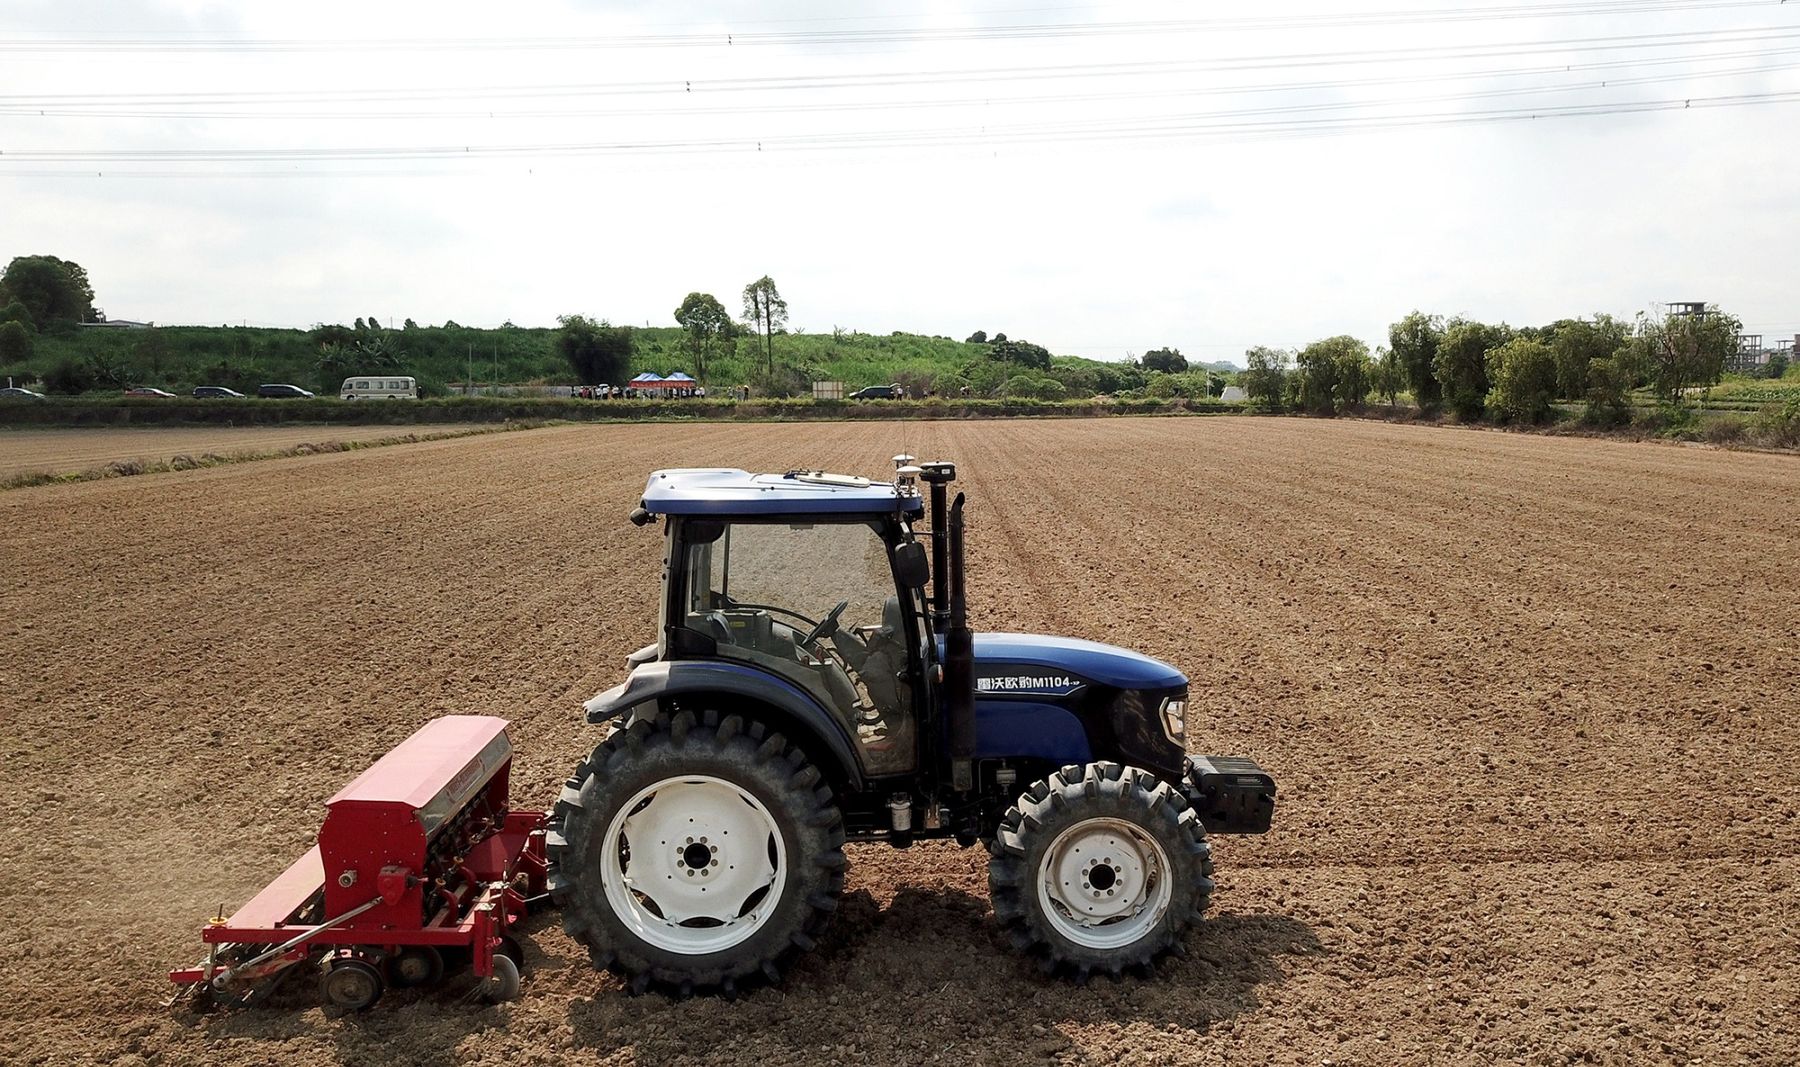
[3,88,1793,169]
[4,25,1798,106]
[4,46,1794,120]
[0,0,1786,52]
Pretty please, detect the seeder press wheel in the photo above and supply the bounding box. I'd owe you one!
[321,957,384,1011]
[388,946,445,989]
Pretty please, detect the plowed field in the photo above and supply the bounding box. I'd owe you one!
[2,418,1796,1066]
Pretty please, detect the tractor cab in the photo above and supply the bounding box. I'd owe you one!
[646,467,936,777]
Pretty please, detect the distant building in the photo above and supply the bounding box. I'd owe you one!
[1219,385,1249,403]
[78,310,153,329]
[1733,333,1769,372]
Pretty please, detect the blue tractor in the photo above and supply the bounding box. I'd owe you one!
[548,461,1275,993]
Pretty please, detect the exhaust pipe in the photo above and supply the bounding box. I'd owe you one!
[944,491,976,792]
[919,461,956,628]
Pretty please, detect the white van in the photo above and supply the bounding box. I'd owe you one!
[340,375,419,400]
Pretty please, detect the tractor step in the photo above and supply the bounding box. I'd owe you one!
[1183,755,1277,835]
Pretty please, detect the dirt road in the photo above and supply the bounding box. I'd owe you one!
[1,418,1795,1065]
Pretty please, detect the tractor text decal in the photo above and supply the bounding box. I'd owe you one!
[977,673,1083,696]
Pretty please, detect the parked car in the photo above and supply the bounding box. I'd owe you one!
[340,375,419,400]
[849,384,904,400]
[258,383,315,398]
[0,386,46,400]
[124,387,177,398]
[192,386,245,399]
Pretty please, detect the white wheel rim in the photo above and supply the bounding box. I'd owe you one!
[602,774,786,954]
[1037,817,1173,951]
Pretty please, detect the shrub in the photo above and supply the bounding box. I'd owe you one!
[41,357,96,395]
[1755,395,1800,447]
[1700,415,1748,444]
[0,320,31,363]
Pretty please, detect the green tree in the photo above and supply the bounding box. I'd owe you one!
[0,299,34,333]
[1636,304,1741,405]
[1324,335,1372,412]
[1372,346,1404,407]
[673,292,733,379]
[1485,337,1559,423]
[1291,336,1367,414]
[0,256,95,327]
[1434,319,1512,420]
[1545,314,1628,399]
[989,338,1052,370]
[1142,347,1188,373]
[1388,311,1444,410]
[741,276,788,374]
[1583,346,1638,425]
[1048,362,1097,396]
[991,332,1008,343]
[556,314,635,385]
[965,330,988,344]
[0,320,32,363]
[1241,345,1290,411]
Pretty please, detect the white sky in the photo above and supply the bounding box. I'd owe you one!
[3,0,1798,361]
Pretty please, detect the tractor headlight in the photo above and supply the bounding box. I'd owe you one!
[1159,697,1187,744]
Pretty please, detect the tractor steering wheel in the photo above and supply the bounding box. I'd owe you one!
[800,599,850,648]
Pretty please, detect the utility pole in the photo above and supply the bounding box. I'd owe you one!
[467,343,474,396]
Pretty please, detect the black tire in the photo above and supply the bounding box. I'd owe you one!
[320,957,384,1011]
[988,762,1214,980]
[546,708,846,995]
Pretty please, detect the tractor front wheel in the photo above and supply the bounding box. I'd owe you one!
[988,762,1214,979]
[547,709,846,994]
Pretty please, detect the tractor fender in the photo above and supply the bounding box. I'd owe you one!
[584,659,865,791]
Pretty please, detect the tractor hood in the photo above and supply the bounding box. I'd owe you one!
[967,632,1185,695]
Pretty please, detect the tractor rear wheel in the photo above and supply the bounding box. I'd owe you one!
[988,762,1213,979]
[547,708,846,994]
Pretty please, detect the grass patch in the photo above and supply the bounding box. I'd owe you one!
[0,420,553,491]
[0,395,1246,428]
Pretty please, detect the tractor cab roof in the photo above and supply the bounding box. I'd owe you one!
[640,468,925,518]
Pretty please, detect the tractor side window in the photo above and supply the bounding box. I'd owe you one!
[677,520,916,776]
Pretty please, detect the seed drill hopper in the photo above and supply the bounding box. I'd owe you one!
[168,716,547,1010]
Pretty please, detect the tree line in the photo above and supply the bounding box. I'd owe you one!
[1241,305,1750,425]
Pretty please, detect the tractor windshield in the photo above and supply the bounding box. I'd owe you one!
[675,518,918,775]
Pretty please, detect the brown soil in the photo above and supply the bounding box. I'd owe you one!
[1,418,1796,1066]
[0,424,490,479]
